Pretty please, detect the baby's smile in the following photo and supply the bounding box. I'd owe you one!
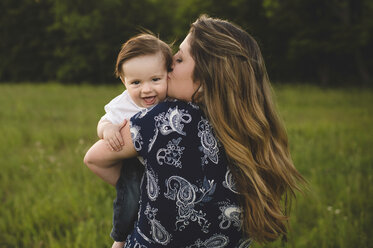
[143,96,156,106]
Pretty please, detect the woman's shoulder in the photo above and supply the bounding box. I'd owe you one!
[155,99,200,112]
[133,99,201,121]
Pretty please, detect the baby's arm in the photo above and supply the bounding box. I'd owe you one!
[97,119,127,151]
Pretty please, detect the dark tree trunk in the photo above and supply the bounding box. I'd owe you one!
[354,48,371,85]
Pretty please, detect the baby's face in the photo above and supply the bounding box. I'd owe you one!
[122,52,167,108]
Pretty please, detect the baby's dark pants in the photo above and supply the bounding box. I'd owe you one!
[110,157,144,242]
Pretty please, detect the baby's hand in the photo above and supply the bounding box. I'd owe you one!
[111,241,125,248]
[103,120,127,151]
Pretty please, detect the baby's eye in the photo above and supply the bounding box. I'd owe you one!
[175,58,182,63]
[131,80,140,85]
[152,78,161,82]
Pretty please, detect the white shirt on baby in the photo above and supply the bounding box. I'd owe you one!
[100,90,144,124]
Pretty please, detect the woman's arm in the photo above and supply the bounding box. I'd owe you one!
[84,123,137,185]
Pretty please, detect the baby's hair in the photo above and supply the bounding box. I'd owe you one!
[115,33,173,78]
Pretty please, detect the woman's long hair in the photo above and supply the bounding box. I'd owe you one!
[189,15,305,243]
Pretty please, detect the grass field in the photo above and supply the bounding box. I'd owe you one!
[0,83,372,248]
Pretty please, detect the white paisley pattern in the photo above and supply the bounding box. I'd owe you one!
[156,137,185,168]
[148,106,192,152]
[124,235,132,248]
[137,226,154,244]
[188,102,200,109]
[133,238,148,248]
[145,165,159,201]
[144,203,172,245]
[130,124,143,151]
[185,234,229,248]
[237,238,253,248]
[218,202,242,231]
[222,169,240,194]
[198,117,219,166]
[164,176,216,233]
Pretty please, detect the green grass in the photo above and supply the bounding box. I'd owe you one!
[0,83,372,247]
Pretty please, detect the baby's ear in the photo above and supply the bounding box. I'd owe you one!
[119,76,125,84]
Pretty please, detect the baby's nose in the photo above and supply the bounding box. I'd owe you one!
[142,83,152,92]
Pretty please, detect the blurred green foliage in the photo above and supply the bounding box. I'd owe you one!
[0,0,372,85]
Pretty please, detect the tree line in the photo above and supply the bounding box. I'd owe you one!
[0,0,372,85]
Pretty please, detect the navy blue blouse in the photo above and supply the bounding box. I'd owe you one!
[125,100,252,248]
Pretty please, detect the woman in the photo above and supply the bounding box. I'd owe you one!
[89,15,304,247]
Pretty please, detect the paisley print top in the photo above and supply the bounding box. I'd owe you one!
[126,100,252,248]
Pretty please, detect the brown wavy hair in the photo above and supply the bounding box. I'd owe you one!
[189,15,305,243]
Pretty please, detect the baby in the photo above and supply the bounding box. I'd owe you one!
[84,33,172,248]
